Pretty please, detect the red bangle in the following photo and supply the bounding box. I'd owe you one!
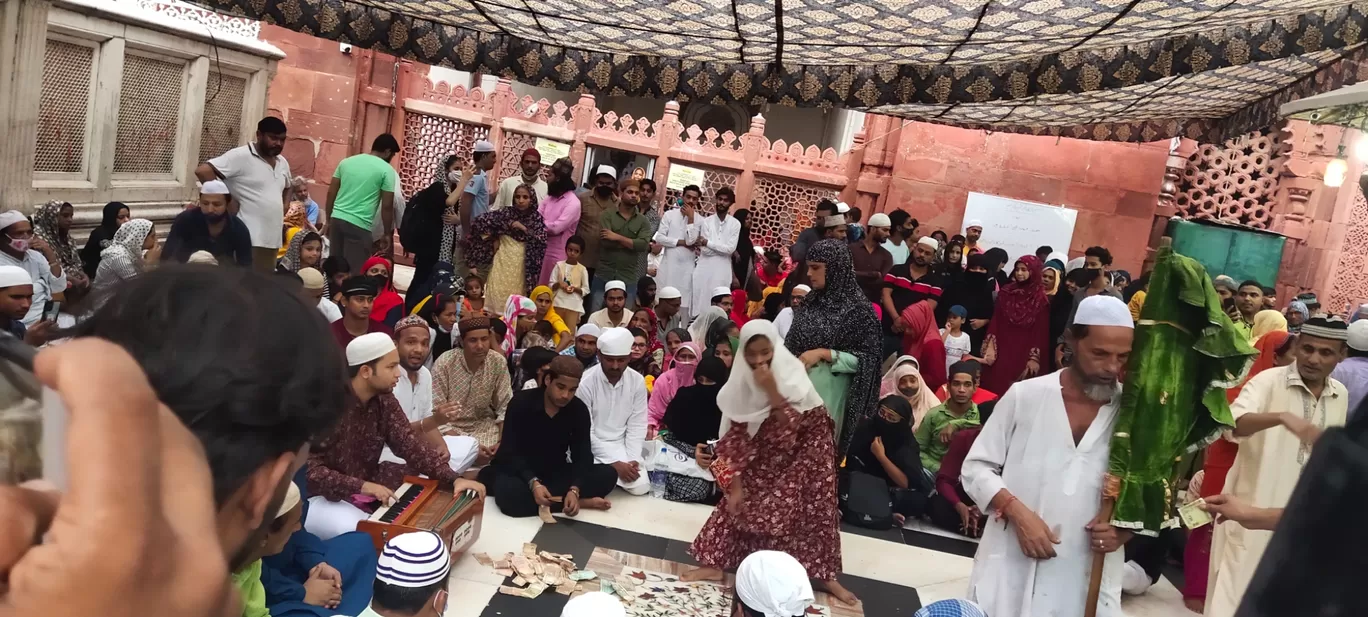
[996,495,1018,521]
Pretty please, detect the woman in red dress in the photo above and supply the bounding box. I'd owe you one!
[682,319,857,605]
[979,255,1051,396]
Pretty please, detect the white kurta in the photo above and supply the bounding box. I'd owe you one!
[961,371,1124,617]
[576,364,650,494]
[1206,364,1347,617]
[653,208,700,317]
[690,213,741,313]
[378,365,478,475]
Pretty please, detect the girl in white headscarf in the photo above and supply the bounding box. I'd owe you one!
[92,218,156,292]
[879,355,939,430]
[683,319,858,606]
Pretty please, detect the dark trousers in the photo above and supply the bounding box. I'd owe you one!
[329,218,373,273]
[928,492,981,537]
[479,463,618,518]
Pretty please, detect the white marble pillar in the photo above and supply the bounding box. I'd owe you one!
[0,0,50,213]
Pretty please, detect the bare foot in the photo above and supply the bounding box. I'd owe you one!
[579,497,612,511]
[1183,598,1204,614]
[681,567,724,582]
[821,579,858,606]
[892,513,906,526]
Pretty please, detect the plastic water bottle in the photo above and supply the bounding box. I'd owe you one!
[648,447,668,498]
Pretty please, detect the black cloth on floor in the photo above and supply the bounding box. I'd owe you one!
[480,464,618,518]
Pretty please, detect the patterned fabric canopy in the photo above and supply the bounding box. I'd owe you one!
[193,0,1368,142]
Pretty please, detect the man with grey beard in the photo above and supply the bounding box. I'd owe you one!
[961,295,1135,617]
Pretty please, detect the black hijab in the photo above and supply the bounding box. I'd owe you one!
[731,209,755,285]
[82,201,128,277]
[948,253,996,354]
[662,355,730,446]
[983,247,1010,289]
[847,395,924,488]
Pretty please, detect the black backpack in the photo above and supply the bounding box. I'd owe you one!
[839,470,895,530]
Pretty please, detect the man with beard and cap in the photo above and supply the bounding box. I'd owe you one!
[1205,315,1349,617]
[480,356,619,517]
[377,316,476,477]
[539,157,582,285]
[306,332,485,540]
[690,187,741,313]
[775,283,809,339]
[197,116,292,271]
[323,134,401,270]
[561,323,602,367]
[331,275,393,348]
[654,185,701,320]
[851,212,893,303]
[655,285,686,338]
[962,295,1135,617]
[0,265,47,344]
[577,164,618,311]
[493,148,547,211]
[881,235,948,360]
[819,212,847,242]
[299,267,341,323]
[0,210,65,327]
[431,315,514,467]
[963,219,985,255]
[359,531,451,617]
[577,327,651,495]
[162,179,254,266]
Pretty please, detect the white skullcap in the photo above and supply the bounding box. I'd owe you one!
[0,265,32,289]
[200,179,231,195]
[965,219,983,230]
[1066,256,1086,273]
[298,267,326,290]
[275,481,301,519]
[605,280,626,293]
[657,286,682,300]
[753,245,766,255]
[560,591,625,617]
[822,215,846,227]
[1074,295,1134,329]
[473,139,496,153]
[377,531,450,588]
[868,213,891,227]
[0,211,27,231]
[576,323,602,339]
[735,551,814,617]
[712,286,732,299]
[836,202,850,214]
[346,332,397,366]
[793,284,811,294]
[917,236,940,250]
[1348,320,1368,352]
[595,164,617,179]
[1048,251,1068,265]
[597,327,633,356]
[187,250,219,265]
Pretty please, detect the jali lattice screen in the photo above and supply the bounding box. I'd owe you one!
[35,39,94,175]
[399,112,490,198]
[663,165,738,216]
[753,175,836,251]
[114,54,185,175]
[198,71,247,164]
[1327,187,1368,314]
[1175,131,1283,230]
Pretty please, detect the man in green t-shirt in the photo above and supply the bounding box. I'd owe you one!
[324,134,399,269]
[916,360,982,473]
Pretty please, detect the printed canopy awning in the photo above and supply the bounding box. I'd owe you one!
[192,0,1368,142]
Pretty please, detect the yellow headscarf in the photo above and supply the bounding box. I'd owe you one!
[530,285,569,345]
[277,226,301,259]
[1251,309,1288,344]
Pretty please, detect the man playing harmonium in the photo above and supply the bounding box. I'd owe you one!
[306,332,485,540]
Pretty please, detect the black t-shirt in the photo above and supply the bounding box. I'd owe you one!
[160,207,253,266]
[489,388,596,485]
[844,423,925,490]
[880,263,948,333]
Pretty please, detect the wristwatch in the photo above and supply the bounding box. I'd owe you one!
[528,477,541,490]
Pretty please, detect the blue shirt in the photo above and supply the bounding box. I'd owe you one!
[465,171,490,220]
[1331,356,1368,419]
[303,198,319,225]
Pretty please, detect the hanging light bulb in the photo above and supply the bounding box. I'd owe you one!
[1325,157,1349,187]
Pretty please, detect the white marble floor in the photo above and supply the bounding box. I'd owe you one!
[443,489,1195,617]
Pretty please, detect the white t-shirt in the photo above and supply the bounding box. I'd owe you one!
[941,328,972,375]
[0,250,65,326]
[317,297,342,323]
[208,143,292,249]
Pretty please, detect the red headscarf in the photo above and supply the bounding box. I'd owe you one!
[899,301,947,393]
[363,256,405,327]
[729,288,750,327]
[995,255,1048,328]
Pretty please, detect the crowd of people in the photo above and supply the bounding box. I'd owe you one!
[6,114,1364,617]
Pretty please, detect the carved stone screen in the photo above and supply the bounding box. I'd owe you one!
[1328,188,1368,314]
[753,175,837,252]
[198,71,248,164]
[1175,131,1282,230]
[35,39,94,175]
[114,54,185,175]
[398,112,490,198]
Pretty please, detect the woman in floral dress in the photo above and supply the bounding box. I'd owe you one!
[683,319,856,605]
[465,184,547,311]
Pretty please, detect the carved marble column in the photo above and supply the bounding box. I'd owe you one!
[0,0,50,212]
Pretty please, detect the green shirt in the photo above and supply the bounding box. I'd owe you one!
[915,402,980,473]
[1233,316,1254,342]
[596,207,653,283]
[330,153,398,230]
[232,559,269,617]
[806,350,859,437]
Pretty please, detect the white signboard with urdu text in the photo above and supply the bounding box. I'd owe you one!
[961,192,1077,267]
[534,137,570,163]
[665,164,705,191]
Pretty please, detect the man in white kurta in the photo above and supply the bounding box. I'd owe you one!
[379,316,480,475]
[653,188,700,322]
[690,197,741,314]
[576,327,650,495]
[1206,317,1349,617]
[962,296,1136,617]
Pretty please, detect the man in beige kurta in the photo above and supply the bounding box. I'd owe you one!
[1206,318,1349,617]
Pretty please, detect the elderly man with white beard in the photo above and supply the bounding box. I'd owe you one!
[961,295,1135,617]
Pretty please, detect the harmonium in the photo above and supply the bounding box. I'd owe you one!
[356,476,483,556]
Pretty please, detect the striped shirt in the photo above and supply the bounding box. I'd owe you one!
[881,263,947,332]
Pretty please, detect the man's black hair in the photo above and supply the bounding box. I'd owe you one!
[627,326,648,340]
[1036,245,1053,258]
[372,580,444,616]
[640,178,657,192]
[519,346,556,376]
[257,116,287,134]
[347,357,382,379]
[490,319,508,341]
[888,209,911,229]
[1084,246,1113,266]
[1065,266,1098,289]
[682,184,702,197]
[815,199,838,216]
[372,133,400,153]
[849,206,863,220]
[715,187,735,201]
[1262,285,1276,296]
[712,292,730,304]
[1239,280,1264,293]
[64,265,347,506]
[322,255,351,280]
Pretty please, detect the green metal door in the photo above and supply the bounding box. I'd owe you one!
[1165,219,1285,286]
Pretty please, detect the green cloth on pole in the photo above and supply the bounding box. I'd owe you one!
[1109,246,1256,535]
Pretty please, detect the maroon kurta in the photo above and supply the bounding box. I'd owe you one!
[307,392,457,501]
[689,403,842,579]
